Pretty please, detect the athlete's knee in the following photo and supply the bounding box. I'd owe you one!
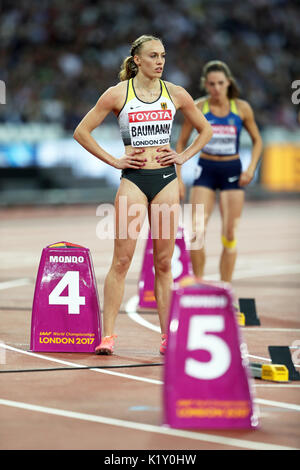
[221,234,237,252]
[192,210,207,235]
[113,255,132,275]
[222,218,240,251]
[153,253,172,274]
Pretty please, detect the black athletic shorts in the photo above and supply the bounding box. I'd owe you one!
[121,165,177,202]
[193,158,244,191]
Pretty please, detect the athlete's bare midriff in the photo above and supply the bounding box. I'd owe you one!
[125,144,174,169]
[200,152,240,161]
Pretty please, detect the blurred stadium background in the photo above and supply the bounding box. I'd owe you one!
[0,0,299,206]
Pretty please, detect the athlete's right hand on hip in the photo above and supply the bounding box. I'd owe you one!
[116,149,146,169]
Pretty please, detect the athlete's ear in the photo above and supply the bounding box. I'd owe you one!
[133,54,141,67]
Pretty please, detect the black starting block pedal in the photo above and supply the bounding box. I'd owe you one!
[268,346,300,381]
[237,298,260,326]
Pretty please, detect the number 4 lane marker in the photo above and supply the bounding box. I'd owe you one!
[48,271,85,314]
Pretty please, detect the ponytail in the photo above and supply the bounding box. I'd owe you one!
[119,56,138,81]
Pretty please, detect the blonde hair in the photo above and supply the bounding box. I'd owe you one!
[200,60,240,99]
[119,35,162,81]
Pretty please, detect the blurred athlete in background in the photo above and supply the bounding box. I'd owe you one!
[74,35,212,355]
[176,60,262,283]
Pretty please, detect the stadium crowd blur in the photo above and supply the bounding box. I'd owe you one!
[0,0,299,132]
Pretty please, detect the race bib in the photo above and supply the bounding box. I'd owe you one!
[203,124,237,155]
[128,109,173,147]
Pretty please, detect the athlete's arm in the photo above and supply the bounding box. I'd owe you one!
[238,100,263,186]
[174,87,213,163]
[175,116,194,154]
[175,97,203,200]
[174,117,194,200]
[156,86,213,166]
[73,84,145,169]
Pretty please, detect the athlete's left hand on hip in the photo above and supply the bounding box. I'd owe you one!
[156,146,185,166]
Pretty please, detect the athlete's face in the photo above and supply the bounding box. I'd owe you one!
[205,71,230,100]
[134,40,165,78]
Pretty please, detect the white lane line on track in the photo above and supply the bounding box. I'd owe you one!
[0,343,161,385]
[0,398,298,450]
[205,263,300,281]
[0,278,31,290]
[246,329,300,332]
[255,384,300,388]
[126,311,160,333]
[1,343,300,413]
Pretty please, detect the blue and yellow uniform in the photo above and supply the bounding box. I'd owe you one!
[193,99,244,191]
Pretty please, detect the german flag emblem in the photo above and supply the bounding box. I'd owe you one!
[161,102,167,110]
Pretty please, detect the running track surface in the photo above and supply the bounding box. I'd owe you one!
[0,199,299,450]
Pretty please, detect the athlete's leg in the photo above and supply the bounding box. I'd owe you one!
[102,178,148,336]
[219,189,244,282]
[189,186,216,278]
[149,178,180,334]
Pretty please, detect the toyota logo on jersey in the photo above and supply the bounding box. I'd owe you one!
[128,109,174,147]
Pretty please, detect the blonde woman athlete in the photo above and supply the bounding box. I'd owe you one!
[74,35,212,355]
[176,60,262,283]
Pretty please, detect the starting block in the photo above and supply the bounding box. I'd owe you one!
[138,227,193,309]
[163,277,258,429]
[268,346,300,381]
[250,363,289,382]
[250,345,300,382]
[236,298,260,326]
[30,241,101,353]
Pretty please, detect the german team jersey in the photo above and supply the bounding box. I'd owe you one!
[201,99,243,156]
[118,78,176,148]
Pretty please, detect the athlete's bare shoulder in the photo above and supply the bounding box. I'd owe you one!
[235,98,251,108]
[113,80,128,92]
[235,98,254,120]
[103,81,128,99]
[163,81,193,109]
[194,96,208,110]
[96,81,128,114]
[163,80,181,96]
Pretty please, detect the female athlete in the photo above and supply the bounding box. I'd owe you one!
[74,35,212,355]
[176,60,263,283]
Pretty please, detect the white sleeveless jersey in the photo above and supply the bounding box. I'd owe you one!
[118,78,176,148]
